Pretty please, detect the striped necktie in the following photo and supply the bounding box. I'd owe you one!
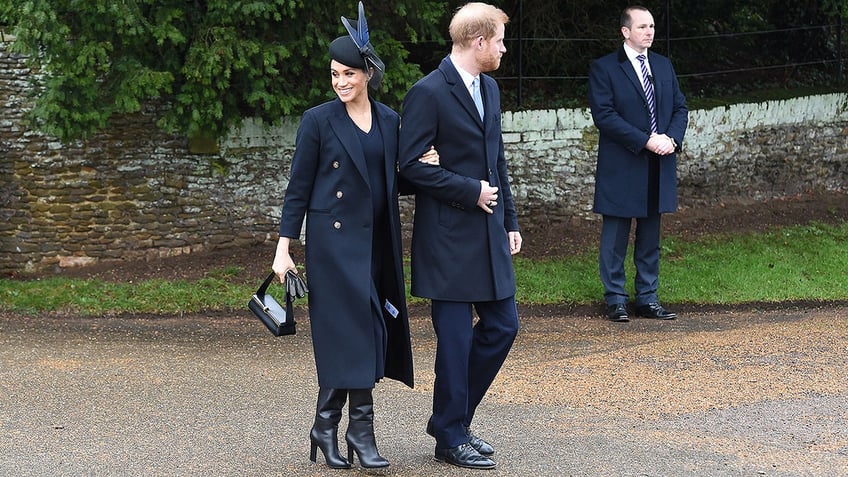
[637,54,657,133]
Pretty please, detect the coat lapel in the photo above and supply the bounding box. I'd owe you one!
[327,99,370,186]
[375,104,398,197]
[617,46,647,102]
[440,57,484,128]
[646,51,663,119]
[618,46,659,127]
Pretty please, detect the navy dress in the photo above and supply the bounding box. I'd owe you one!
[356,117,389,381]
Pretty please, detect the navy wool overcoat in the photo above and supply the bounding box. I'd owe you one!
[278,98,413,389]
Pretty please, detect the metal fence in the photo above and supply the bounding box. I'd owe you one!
[407,18,846,111]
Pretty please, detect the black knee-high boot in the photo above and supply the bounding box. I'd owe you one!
[309,388,351,469]
[346,388,389,468]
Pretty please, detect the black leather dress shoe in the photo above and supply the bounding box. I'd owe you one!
[606,304,629,322]
[427,420,496,457]
[635,302,676,320]
[466,427,494,456]
[434,443,496,469]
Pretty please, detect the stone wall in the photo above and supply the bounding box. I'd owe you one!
[501,95,848,230]
[2,41,847,274]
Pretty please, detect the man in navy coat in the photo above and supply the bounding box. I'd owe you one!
[398,2,521,470]
[588,5,688,322]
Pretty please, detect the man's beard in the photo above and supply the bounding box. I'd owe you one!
[479,51,501,73]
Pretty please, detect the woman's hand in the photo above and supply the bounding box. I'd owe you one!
[418,146,440,165]
[271,237,297,283]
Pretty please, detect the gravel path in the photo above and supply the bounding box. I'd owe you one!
[1,305,846,476]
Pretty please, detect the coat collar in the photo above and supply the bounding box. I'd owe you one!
[328,99,369,185]
[326,98,397,192]
[439,56,485,128]
[617,46,649,101]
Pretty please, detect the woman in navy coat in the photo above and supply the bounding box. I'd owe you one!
[271,7,438,470]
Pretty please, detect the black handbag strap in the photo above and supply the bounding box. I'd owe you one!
[257,271,292,304]
[257,271,275,295]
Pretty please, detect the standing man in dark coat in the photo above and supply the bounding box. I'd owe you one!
[588,5,688,322]
[398,2,521,470]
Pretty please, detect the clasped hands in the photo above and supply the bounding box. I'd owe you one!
[645,133,676,156]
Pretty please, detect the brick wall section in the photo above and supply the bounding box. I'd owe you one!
[2,41,847,274]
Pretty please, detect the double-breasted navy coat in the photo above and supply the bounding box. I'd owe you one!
[278,98,413,389]
[398,56,519,302]
[588,47,688,217]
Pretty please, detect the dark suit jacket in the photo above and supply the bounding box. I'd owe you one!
[588,46,688,217]
[279,98,413,389]
[399,56,519,302]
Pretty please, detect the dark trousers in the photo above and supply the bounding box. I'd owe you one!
[429,297,519,449]
[599,154,664,306]
[599,213,661,306]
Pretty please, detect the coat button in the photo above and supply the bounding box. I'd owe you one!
[336,190,343,199]
[332,161,340,169]
[333,221,342,229]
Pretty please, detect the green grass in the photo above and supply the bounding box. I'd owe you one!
[2,222,846,315]
[0,278,249,315]
[660,222,848,303]
[515,221,848,305]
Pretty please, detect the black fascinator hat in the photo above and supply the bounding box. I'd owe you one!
[329,36,367,70]
[330,1,384,90]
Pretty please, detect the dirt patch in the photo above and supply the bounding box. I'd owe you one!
[20,190,848,285]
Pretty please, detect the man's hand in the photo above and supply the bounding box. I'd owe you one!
[646,133,676,156]
[508,231,523,255]
[477,180,499,214]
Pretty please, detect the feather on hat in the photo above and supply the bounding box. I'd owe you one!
[336,1,384,89]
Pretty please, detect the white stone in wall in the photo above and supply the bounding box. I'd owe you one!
[222,117,299,150]
[556,108,594,130]
[502,109,559,132]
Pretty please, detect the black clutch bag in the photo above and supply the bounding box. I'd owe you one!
[248,271,307,337]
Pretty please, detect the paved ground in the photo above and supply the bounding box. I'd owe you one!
[1,305,847,476]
